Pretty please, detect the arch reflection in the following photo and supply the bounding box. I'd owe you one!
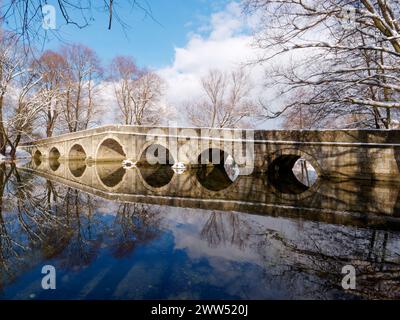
[49,159,61,172]
[268,155,318,194]
[138,144,175,189]
[33,150,42,167]
[139,165,175,189]
[96,163,126,188]
[69,160,87,178]
[49,147,61,160]
[196,148,237,192]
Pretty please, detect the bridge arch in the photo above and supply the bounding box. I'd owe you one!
[69,144,87,160]
[49,147,61,160]
[96,137,126,162]
[266,148,321,196]
[69,159,87,178]
[186,142,234,166]
[95,163,127,190]
[33,149,42,166]
[195,148,239,192]
[137,139,177,165]
[50,160,61,172]
[48,147,61,172]
[137,143,175,191]
[138,143,175,166]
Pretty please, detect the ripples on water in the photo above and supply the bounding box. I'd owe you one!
[0,160,399,300]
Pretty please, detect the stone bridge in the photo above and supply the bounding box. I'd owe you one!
[19,125,400,181]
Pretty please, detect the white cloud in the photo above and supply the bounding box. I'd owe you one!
[96,81,120,125]
[94,2,282,128]
[158,1,280,128]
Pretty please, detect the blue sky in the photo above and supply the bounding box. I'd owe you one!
[40,0,275,128]
[42,0,233,69]
[2,0,278,128]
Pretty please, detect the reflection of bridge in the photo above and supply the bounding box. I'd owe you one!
[21,159,400,231]
[19,125,400,181]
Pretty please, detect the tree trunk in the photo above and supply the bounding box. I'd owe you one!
[9,134,21,160]
[0,96,6,156]
[386,108,391,129]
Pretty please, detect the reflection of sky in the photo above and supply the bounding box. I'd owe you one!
[1,180,400,300]
[0,218,269,300]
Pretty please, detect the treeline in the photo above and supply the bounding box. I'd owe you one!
[0,30,167,158]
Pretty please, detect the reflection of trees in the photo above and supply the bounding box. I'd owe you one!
[198,209,400,299]
[0,163,17,286]
[254,225,400,299]
[0,163,67,288]
[6,163,399,299]
[0,164,103,286]
[12,167,65,244]
[0,164,165,292]
[200,211,250,250]
[110,203,161,258]
[51,188,103,270]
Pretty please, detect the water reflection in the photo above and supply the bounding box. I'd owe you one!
[110,203,161,258]
[33,151,42,167]
[69,160,87,178]
[196,148,238,191]
[292,158,318,187]
[196,165,236,191]
[0,161,398,299]
[96,162,125,188]
[49,159,60,172]
[139,165,174,189]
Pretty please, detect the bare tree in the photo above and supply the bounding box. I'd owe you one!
[0,1,154,45]
[4,71,45,158]
[110,57,166,125]
[245,0,400,129]
[0,30,49,158]
[187,69,258,128]
[35,50,68,137]
[129,70,165,125]
[110,203,161,258]
[110,56,138,125]
[61,44,102,132]
[281,88,379,129]
[0,31,26,156]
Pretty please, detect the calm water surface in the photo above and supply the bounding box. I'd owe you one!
[0,159,399,300]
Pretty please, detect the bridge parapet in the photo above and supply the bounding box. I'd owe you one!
[19,125,400,181]
[21,125,400,145]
